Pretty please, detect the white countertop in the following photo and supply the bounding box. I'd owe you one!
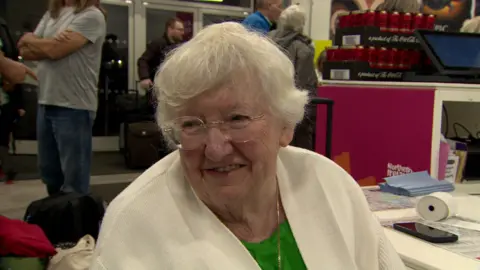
[373,182,480,270]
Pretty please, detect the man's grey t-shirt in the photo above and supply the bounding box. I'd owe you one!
[34,7,106,112]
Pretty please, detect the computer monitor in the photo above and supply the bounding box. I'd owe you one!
[415,30,480,76]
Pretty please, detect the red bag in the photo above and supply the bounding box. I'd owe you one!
[0,216,56,257]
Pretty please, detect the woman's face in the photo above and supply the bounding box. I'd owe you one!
[177,86,293,204]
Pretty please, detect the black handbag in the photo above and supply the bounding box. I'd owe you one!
[24,192,106,245]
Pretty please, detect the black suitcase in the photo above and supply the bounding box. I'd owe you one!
[124,121,162,169]
[310,97,334,159]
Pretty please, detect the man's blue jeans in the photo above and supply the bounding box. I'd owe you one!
[37,105,95,195]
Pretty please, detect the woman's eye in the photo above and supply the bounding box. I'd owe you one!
[181,120,201,129]
[230,115,249,122]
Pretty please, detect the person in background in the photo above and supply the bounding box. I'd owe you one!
[375,0,420,12]
[0,50,36,86]
[0,50,28,184]
[316,50,326,81]
[269,5,318,151]
[242,0,283,34]
[17,0,106,195]
[90,22,405,270]
[137,18,184,108]
[460,16,480,33]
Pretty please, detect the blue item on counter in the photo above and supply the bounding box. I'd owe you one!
[380,171,454,197]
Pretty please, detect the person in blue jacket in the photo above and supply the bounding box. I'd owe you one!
[242,0,283,34]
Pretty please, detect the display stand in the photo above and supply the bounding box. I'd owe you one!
[315,80,480,185]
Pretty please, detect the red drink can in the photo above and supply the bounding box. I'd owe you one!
[355,46,368,61]
[399,50,410,69]
[376,10,388,31]
[338,12,351,28]
[425,14,435,29]
[364,10,376,26]
[412,13,424,29]
[367,47,377,68]
[400,12,412,33]
[387,48,399,69]
[326,46,339,61]
[377,47,388,68]
[388,11,400,32]
[342,46,357,61]
[351,10,363,27]
[410,50,421,66]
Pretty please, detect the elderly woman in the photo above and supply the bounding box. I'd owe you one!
[269,5,318,151]
[90,22,405,270]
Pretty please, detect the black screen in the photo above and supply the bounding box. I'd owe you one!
[424,33,480,69]
[398,222,455,238]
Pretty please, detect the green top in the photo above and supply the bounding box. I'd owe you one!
[242,221,307,270]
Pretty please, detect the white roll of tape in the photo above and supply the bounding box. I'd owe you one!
[416,192,458,222]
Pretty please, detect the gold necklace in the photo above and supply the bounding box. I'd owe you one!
[276,187,281,270]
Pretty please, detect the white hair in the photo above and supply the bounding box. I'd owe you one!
[278,5,305,32]
[461,17,480,33]
[154,22,308,143]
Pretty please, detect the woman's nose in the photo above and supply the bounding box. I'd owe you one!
[204,128,233,162]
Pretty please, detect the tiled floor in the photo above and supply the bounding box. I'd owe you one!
[0,173,140,220]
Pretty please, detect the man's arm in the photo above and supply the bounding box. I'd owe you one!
[19,8,105,61]
[137,40,163,80]
[18,30,88,61]
[19,43,49,61]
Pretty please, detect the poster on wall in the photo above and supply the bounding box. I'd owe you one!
[330,0,475,39]
[176,12,194,41]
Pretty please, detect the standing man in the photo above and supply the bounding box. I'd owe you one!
[17,0,106,195]
[242,0,283,34]
[137,18,184,91]
[137,18,184,114]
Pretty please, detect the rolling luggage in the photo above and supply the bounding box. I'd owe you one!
[124,121,162,169]
[310,97,334,159]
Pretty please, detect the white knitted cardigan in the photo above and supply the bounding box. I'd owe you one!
[90,146,406,270]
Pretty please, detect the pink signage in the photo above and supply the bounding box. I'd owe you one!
[316,85,435,185]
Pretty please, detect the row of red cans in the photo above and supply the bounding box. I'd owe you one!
[326,46,422,70]
[338,10,436,33]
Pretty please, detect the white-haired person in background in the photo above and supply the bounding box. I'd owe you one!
[269,4,318,151]
[90,22,405,270]
[460,16,480,33]
[376,0,420,13]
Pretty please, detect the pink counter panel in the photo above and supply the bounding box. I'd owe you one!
[315,85,435,185]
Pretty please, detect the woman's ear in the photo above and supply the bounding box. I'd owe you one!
[279,126,294,147]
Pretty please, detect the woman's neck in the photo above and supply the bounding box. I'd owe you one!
[207,186,285,242]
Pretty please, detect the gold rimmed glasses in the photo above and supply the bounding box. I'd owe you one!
[163,114,264,150]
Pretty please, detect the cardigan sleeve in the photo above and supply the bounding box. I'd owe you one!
[374,215,407,270]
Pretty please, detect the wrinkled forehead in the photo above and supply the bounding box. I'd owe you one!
[179,86,267,118]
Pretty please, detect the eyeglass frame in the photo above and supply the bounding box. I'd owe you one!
[162,114,265,149]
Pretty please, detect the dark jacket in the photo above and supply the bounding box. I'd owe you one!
[269,29,318,151]
[269,30,318,98]
[137,34,177,81]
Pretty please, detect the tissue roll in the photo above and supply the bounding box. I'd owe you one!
[416,192,457,221]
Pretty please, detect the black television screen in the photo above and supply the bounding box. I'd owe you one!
[416,30,480,76]
[424,33,480,69]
